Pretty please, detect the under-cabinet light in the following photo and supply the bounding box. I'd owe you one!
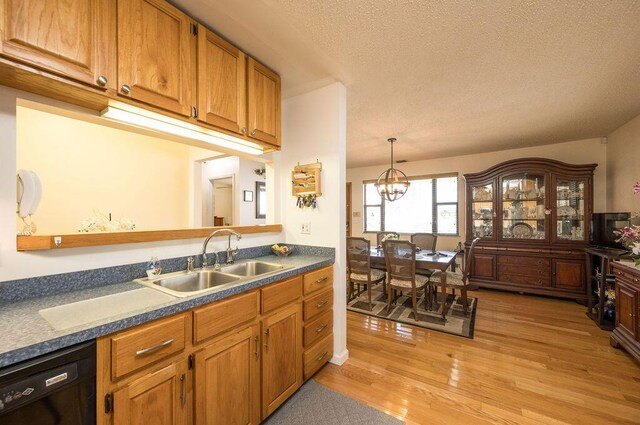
[101,106,264,156]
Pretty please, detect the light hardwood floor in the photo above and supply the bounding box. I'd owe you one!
[315,289,640,425]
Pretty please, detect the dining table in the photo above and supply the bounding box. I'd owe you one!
[369,248,459,320]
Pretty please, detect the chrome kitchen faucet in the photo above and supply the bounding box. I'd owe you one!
[201,229,242,271]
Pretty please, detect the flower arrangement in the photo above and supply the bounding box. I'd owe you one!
[78,211,136,233]
[380,233,399,243]
[614,182,640,266]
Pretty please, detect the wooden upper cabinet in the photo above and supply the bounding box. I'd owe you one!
[248,57,281,147]
[117,0,193,116]
[197,25,246,134]
[0,0,115,89]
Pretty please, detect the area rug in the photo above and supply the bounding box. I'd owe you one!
[347,285,477,338]
[263,379,404,425]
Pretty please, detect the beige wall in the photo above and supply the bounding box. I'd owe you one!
[347,138,607,250]
[17,106,213,234]
[607,113,640,216]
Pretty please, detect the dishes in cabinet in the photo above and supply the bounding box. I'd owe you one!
[473,187,492,201]
[557,205,577,218]
[510,222,533,238]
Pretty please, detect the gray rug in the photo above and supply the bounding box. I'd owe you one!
[264,380,403,425]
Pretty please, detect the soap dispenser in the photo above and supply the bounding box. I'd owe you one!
[146,256,162,279]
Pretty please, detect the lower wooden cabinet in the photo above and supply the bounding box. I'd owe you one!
[611,262,640,363]
[261,303,303,418]
[97,265,333,425]
[194,325,260,425]
[113,359,190,425]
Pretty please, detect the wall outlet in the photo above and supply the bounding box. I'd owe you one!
[300,222,311,234]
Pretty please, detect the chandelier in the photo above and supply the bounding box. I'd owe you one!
[374,138,410,202]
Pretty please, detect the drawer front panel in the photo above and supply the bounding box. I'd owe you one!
[498,256,551,268]
[261,276,302,314]
[613,265,640,286]
[193,291,258,344]
[498,273,551,287]
[111,313,188,379]
[303,309,333,348]
[303,266,333,295]
[303,289,333,321]
[303,333,333,380]
[498,264,550,277]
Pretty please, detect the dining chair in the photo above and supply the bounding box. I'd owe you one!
[347,237,386,310]
[427,237,481,317]
[410,233,438,251]
[376,231,399,246]
[383,239,429,320]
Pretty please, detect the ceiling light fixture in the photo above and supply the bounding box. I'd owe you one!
[375,138,410,202]
[101,105,264,156]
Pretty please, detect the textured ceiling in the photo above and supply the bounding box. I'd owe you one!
[172,0,640,168]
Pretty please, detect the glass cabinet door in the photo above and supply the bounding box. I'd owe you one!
[554,178,587,242]
[470,183,495,240]
[500,173,546,241]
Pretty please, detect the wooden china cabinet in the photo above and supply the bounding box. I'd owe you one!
[464,158,597,302]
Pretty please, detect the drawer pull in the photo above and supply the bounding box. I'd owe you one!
[316,323,328,333]
[254,336,260,359]
[180,374,186,406]
[316,351,328,362]
[264,329,270,352]
[135,338,174,357]
[315,276,328,284]
[316,300,329,309]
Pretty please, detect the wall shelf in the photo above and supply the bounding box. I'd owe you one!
[16,224,282,251]
[291,162,322,196]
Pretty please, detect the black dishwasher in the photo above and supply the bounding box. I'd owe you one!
[0,340,96,425]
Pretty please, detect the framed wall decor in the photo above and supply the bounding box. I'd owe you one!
[243,190,253,202]
[256,181,266,219]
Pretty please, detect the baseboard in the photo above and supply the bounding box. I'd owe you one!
[330,348,349,365]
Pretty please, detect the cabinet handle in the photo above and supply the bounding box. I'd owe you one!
[120,84,131,95]
[96,75,108,86]
[241,127,247,134]
[316,300,328,309]
[251,129,257,136]
[316,323,328,333]
[316,351,328,362]
[254,335,260,359]
[135,338,174,357]
[264,328,270,352]
[180,374,186,406]
[315,276,328,284]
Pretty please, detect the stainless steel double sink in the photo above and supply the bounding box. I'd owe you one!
[136,260,290,297]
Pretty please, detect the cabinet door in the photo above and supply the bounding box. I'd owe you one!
[471,254,496,280]
[262,303,302,418]
[468,182,496,241]
[197,26,246,134]
[553,259,584,291]
[117,0,193,116]
[194,325,260,425]
[616,281,637,340]
[247,57,280,147]
[113,361,188,425]
[0,0,115,89]
[499,173,547,242]
[551,176,589,243]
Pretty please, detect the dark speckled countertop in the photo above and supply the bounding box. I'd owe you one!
[0,252,333,368]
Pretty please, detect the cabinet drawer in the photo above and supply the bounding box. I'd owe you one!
[613,265,640,286]
[303,309,333,348]
[111,313,188,380]
[303,266,333,295]
[194,291,258,344]
[498,273,551,287]
[261,276,302,314]
[498,264,549,277]
[303,333,333,380]
[498,256,550,268]
[303,289,333,321]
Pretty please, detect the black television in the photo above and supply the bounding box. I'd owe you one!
[590,212,631,249]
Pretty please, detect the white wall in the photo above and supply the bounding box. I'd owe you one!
[606,113,640,215]
[273,82,348,365]
[348,138,607,250]
[0,87,282,282]
[238,157,267,226]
